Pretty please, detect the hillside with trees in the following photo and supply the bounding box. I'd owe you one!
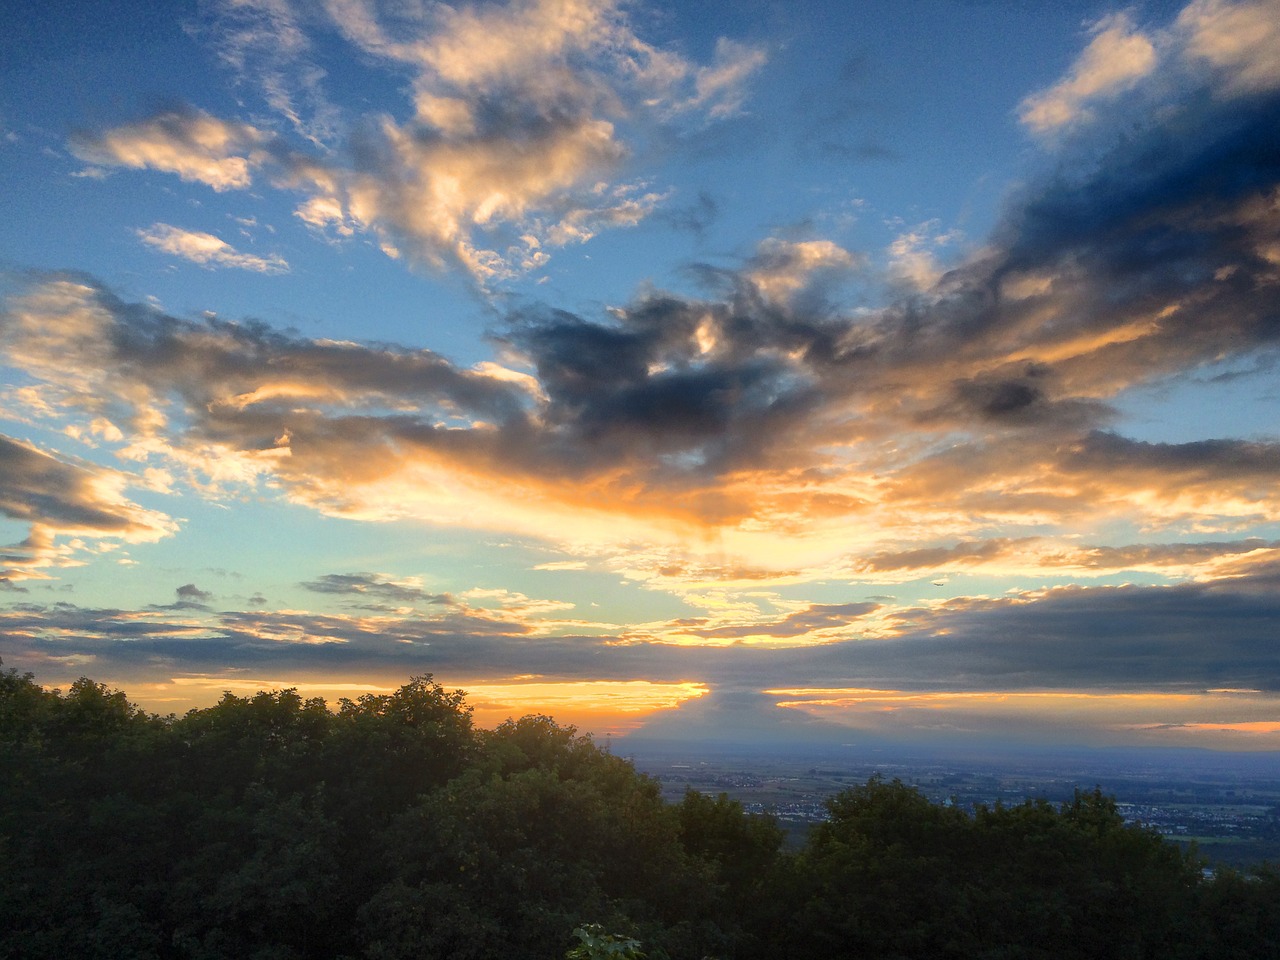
[2,664,1278,959]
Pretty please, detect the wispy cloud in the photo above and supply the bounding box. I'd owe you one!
[301,572,450,606]
[675,601,881,643]
[1019,13,1158,134]
[138,223,289,272]
[1020,0,1280,138]
[682,38,770,119]
[72,0,767,284]
[70,107,270,190]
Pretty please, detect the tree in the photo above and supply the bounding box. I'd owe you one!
[776,777,1204,960]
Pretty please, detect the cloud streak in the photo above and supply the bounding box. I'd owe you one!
[301,572,450,606]
[137,224,289,272]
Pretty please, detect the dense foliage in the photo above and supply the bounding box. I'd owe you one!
[2,664,1278,959]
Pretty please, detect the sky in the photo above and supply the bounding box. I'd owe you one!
[2,0,1280,752]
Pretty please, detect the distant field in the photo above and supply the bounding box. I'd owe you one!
[627,744,1280,869]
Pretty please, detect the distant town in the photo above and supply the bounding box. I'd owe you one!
[625,742,1280,867]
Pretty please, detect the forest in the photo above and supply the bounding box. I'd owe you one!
[2,664,1279,960]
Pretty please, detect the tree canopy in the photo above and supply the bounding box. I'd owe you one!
[1,663,1277,959]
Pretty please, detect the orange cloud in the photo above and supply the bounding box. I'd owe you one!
[9,262,1280,589]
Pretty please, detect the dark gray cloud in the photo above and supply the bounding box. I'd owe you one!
[814,576,1280,694]
[484,89,1280,506]
[1061,433,1280,486]
[301,572,450,605]
[685,602,881,639]
[0,273,529,427]
[516,327,808,468]
[149,582,215,612]
[0,602,539,679]
[790,54,881,161]
[854,539,1031,573]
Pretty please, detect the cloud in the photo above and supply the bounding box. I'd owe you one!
[176,583,213,602]
[1019,13,1158,134]
[0,271,528,438]
[69,107,270,190]
[852,539,1034,576]
[195,0,338,144]
[678,602,881,641]
[0,601,546,681]
[683,38,770,119]
[301,572,449,605]
[10,0,1280,750]
[1020,0,1280,139]
[9,52,1280,559]
[840,573,1280,695]
[0,435,176,584]
[153,582,215,611]
[318,111,632,279]
[305,0,764,278]
[885,220,961,291]
[0,435,167,536]
[758,686,1280,749]
[138,224,289,273]
[849,537,1280,581]
[1177,0,1280,95]
[655,190,718,237]
[742,237,861,307]
[1057,433,1280,517]
[77,0,767,283]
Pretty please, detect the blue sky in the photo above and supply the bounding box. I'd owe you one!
[3,0,1280,750]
